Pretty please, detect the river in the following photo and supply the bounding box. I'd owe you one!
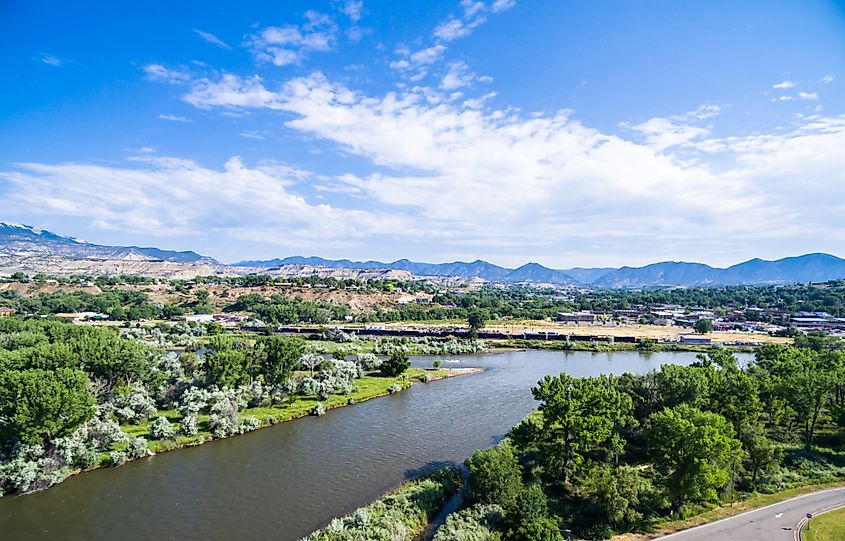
[0,349,752,540]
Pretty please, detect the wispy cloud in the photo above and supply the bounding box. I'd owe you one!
[40,54,63,67]
[798,91,819,100]
[441,61,485,90]
[773,80,795,89]
[143,64,190,84]
[159,114,192,122]
[434,1,488,41]
[491,0,516,12]
[194,29,231,49]
[247,11,338,66]
[338,0,363,22]
[821,75,835,83]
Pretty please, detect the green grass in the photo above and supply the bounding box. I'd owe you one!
[804,506,845,541]
[614,480,845,541]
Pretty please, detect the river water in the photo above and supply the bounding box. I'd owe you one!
[0,349,752,540]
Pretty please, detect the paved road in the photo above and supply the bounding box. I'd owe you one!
[659,487,845,540]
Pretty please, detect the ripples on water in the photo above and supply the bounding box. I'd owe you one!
[0,349,753,540]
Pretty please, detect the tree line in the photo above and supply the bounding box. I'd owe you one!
[0,317,412,496]
[444,346,845,540]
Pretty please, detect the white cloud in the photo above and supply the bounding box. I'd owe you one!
[240,131,266,140]
[0,156,406,249]
[159,114,191,122]
[174,71,845,264]
[773,80,795,89]
[821,75,835,83]
[441,61,478,90]
[799,91,819,100]
[194,29,231,49]
[41,55,62,67]
[491,0,516,12]
[247,12,338,66]
[184,74,284,109]
[434,18,472,41]
[629,117,709,151]
[143,64,190,84]
[410,44,447,65]
[433,0,489,42]
[339,0,363,22]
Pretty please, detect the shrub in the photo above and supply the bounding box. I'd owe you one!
[107,451,127,467]
[387,383,402,394]
[241,416,261,432]
[180,413,199,437]
[355,353,383,371]
[303,467,461,541]
[311,403,326,416]
[113,384,157,424]
[433,504,504,541]
[149,417,175,440]
[126,437,149,459]
[208,391,240,438]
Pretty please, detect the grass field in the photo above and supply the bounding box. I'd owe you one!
[804,505,845,541]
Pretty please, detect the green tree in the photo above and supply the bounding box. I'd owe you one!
[739,423,782,489]
[531,374,629,482]
[381,350,410,377]
[507,484,562,541]
[647,404,742,510]
[0,368,95,447]
[468,309,486,336]
[205,348,255,388]
[694,318,713,334]
[261,336,305,385]
[466,443,524,507]
[579,463,661,531]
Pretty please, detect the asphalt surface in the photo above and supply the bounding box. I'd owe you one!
[658,487,845,540]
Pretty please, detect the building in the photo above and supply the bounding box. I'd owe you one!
[180,314,215,323]
[679,335,712,345]
[0,307,15,318]
[557,311,596,324]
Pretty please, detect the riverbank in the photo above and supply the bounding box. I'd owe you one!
[301,466,463,541]
[120,367,481,457]
[11,366,481,498]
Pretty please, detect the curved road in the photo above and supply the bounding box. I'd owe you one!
[659,487,845,540]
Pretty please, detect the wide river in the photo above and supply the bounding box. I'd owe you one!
[0,349,753,540]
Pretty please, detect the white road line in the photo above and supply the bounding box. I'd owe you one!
[657,487,845,539]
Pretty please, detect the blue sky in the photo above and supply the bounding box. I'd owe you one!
[2,0,844,267]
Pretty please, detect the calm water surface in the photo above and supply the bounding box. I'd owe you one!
[0,349,752,540]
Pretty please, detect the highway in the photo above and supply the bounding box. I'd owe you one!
[658,487,845,540]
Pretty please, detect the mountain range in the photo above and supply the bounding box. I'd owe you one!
[4,222,845,287]
[235,253,845,288]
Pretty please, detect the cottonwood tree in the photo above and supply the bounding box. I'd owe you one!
[261,336,304,384]
[530,374,629,483]
[381,350,410,377]
[298,352,324,377]
[647,404,742,511]
[0,368,95,448]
